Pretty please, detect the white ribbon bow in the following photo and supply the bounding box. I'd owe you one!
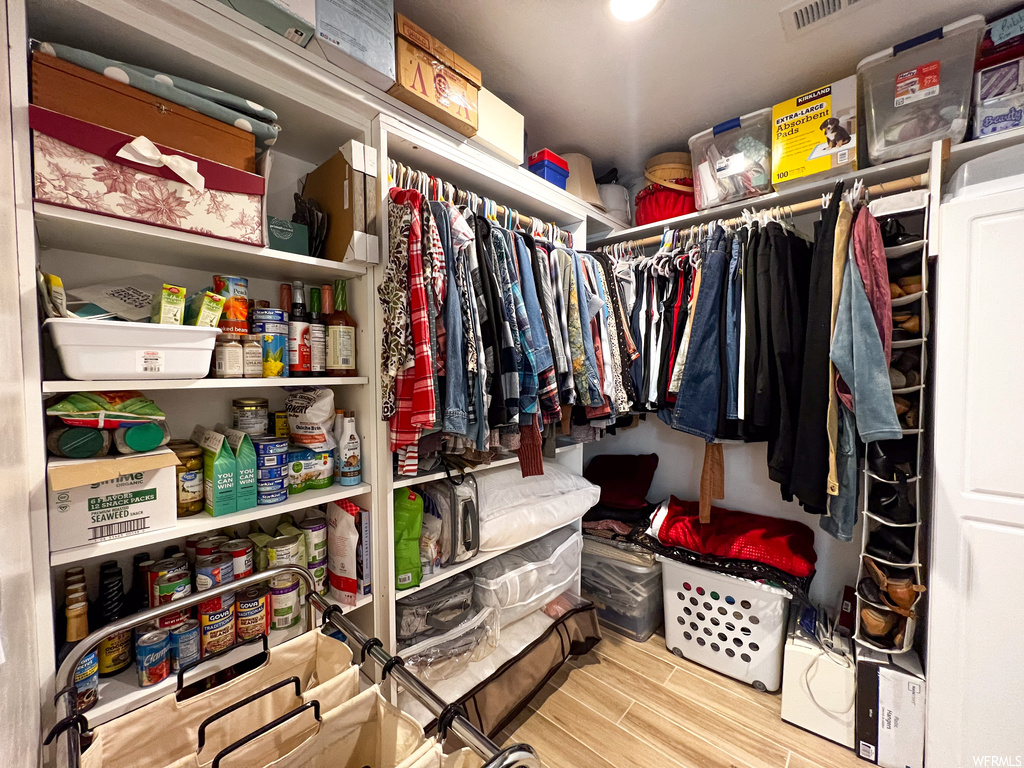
[116,135,206,192]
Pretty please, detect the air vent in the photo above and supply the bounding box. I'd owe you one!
[779,0,879,40]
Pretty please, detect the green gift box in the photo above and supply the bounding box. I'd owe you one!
[268,216,309,255]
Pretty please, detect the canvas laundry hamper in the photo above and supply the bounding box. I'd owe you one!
[660,557,791,692]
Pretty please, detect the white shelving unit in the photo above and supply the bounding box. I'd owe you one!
[42,376,369,394]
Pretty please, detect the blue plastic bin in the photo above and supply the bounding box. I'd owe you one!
[528,159,569,189]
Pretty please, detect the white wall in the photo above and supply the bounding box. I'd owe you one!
[583,418,862,609]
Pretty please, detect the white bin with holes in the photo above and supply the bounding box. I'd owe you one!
[660,557,791,692]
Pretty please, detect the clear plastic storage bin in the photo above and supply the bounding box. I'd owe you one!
[688,109,773,210]
[857,16,985,164]
[581,537,663,642]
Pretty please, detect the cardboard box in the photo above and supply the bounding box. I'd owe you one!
[363,143,380,265]
[856,648,926,768]
[312,0,396,91]
[358,508,372,596]
[31,52,257,173]
[771,75,858,187]
[388,14,481,137]
[301,141,369,263]
[215,0,315,48]
[267,217,309,255]
[47,447,178,552]
[472,88,525,164]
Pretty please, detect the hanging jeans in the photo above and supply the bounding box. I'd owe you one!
[670,227,728,441]
[822,403,858,541]
[725,234,743,419]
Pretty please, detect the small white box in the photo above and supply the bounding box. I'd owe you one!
[47,447,179,553]
[471,88,525,165]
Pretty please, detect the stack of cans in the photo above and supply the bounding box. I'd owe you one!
[253,437,289,505]
[299,516,329,595]
[195,550,236,657]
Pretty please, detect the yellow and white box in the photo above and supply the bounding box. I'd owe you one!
[772,75,857,187]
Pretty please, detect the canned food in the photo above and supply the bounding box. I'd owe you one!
[257,465,286,481]
[214,275,249,334]
[170,619,201,672]
[235,586,270,641]
[184,534,207,563]
[267,535,301,587]
[253,321,288,335]
[298,516,328,564]
[73,650,99,712]
[137,630,171,687]
[195,535,231,558]
[256,452,286,468]
[261,333,288,378]
[232,398,269,435]
[200,605,236,657]
[257,477,287,493]
[252,308,287,324]
[170,441,204,517]
[196,553,234,613]
[252,436,288,455]
[258,489,289,506]
[147,558,188,609]
[270,580,301,630]
[272,412,289,439]
[155,571,191,628]
[307,558,328,596]
[219,539,254,579]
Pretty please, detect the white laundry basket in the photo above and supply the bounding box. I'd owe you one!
[660,557,791,692]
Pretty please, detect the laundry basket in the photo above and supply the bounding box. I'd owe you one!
[660,557,790,692]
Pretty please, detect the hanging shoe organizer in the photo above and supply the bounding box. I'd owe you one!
[855,189,931,655]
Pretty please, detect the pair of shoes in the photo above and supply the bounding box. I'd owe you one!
[881,218,922,248]
[889,276,923,298]
[890,350,921,386]
[894,396,919,429]
[866,527,916,564]
[860,606,909,649]
[892,311,921,338]
[865,557,926,613]
[869,478,917,525]
[868,438,917,480]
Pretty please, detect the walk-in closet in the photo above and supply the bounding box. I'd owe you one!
[0,1,1021,767]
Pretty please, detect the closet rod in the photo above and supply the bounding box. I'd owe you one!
[390,159,573,247]
[609,173,927,250]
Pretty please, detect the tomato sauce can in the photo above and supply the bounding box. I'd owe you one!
[184,535,207,563]
[235,586,270,641]
[137,629,171,687]
[200,604,236,657]
[195,535,231,558]
[170,619,201,672]
[219,539,254,579]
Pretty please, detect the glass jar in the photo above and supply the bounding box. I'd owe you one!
[214,334,244,378]
[242,334,263,378]
[232,398,269,435]
[169,440,204,517]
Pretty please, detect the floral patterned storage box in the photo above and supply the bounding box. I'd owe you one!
[30,105,266,246]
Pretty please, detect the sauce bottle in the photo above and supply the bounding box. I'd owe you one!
[288,280,311,375]
[309,287,327,377]
[326,279,357,376]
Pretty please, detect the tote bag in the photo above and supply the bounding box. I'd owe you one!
[165,687,431,768]
[82,630,358,768]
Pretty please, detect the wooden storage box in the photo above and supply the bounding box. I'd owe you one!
[387,13,481,137]
[31,106,266,246]
[31,51,257,173]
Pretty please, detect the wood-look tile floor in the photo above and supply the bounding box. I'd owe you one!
[499,627,862,768]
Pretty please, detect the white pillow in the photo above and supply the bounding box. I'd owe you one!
[476,464,599,551]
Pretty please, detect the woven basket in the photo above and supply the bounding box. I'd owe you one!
[644,152,693,193]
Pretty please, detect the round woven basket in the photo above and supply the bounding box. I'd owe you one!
[644,151,693,193]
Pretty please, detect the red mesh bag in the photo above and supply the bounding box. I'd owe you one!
[634,179,697,226]
[649,496,817,578]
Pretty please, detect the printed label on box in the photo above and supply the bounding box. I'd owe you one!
[715,153,746,178]
[772,76,857,185]
[859,742,876,761]
[136,350,164,373]
[895,61,941,107]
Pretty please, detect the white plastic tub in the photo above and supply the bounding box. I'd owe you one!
[581,537,663,642]
[45,318,221,380]
[688,108,773,210]
[857,16,985,164]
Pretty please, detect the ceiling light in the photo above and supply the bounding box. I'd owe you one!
[609,0,659,22]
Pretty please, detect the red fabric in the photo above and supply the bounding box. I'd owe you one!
[29,106,265,195]
[634,180,697,226]
[655,496,817,578]
[584,453,659,510]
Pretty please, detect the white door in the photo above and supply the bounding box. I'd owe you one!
[928,182,1024,767]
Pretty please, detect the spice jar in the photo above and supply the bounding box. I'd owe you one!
[232,398,269,435]
[214,334,244,378]
[169,440,204,517]
[242,334,263,378]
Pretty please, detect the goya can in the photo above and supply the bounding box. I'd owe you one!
[200,604,236,657]
[252,436,288,456]
[270,579,301,630]
[257,489,289,506]
[299,516,328,564]
[266,535,301,587]
[307,558,328,596]
[137,629,171,687]
[195,553,234,613]
[195,535,230,558]
[213,275,249,334]
[219,539,254,579]
[154,571,191,628]
[170,619,201,672]
[235,586,270,641]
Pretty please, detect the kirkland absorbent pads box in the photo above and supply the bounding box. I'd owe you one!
[47,447,178,552]
[772,75,857,186]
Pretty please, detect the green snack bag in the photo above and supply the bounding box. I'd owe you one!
[217,424,257,512]
[191,424,236,516]
[247,532,273,571]
[150,283,186,324]
[392,488,424,590]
